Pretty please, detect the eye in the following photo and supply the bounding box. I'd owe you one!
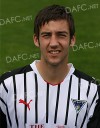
[43,34,50,37]
[57,32,68,38]
[58,33,67,37]
[41,33,51,38]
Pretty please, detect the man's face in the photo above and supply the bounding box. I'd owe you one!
[34,20,75,66]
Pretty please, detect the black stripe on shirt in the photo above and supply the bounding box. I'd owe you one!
[80,81,92,128]
[13,75,19,127]
[2,81,8,93]
[87,81,91,97]
[90,90,98,109]
[78,78,81,99]
[80,107,88,128]
[64,75,72,125]
[75,78,81,126]
[46,83,49,123]
[0,97,12,127]
[34,73,38,123]
[54,84,60,123]
[24,72,27,124]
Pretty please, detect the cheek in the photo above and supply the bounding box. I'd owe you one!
[39,44,47,55]
[59,37,70,45]
[39,40,49,50]
[63,43,70,53]
[62,41,70,49]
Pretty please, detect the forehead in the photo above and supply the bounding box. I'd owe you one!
[40,20,69,32]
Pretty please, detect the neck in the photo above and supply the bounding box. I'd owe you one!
[36,60,70,85]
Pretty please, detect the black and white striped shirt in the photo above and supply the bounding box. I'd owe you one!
[0,60,99,128]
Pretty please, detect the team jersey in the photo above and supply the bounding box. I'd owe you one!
[0,60,99,128]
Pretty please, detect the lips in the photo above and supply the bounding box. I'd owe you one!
[49,50,61,54]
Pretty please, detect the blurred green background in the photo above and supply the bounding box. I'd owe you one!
[0,0,100,80]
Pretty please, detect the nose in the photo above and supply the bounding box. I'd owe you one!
[49,35,59,48]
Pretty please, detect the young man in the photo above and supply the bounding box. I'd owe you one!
[0,4,99,128]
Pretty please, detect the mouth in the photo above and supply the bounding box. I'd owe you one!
[49,50,61,54]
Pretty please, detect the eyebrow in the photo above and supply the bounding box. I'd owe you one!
[57,31,68,35]
[40,31,68,35]
[41,32,51,35]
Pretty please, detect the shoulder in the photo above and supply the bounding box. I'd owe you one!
[0,65,33,84]
[73,69,99,85]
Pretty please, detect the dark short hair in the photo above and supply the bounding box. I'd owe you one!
[34,4,75,39]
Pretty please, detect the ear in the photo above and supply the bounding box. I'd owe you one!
[70,35,76,47]
[33,34,40,47]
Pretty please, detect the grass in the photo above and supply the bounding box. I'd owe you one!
[0,0,100,80]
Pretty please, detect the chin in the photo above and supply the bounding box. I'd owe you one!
[47,60,62,66]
